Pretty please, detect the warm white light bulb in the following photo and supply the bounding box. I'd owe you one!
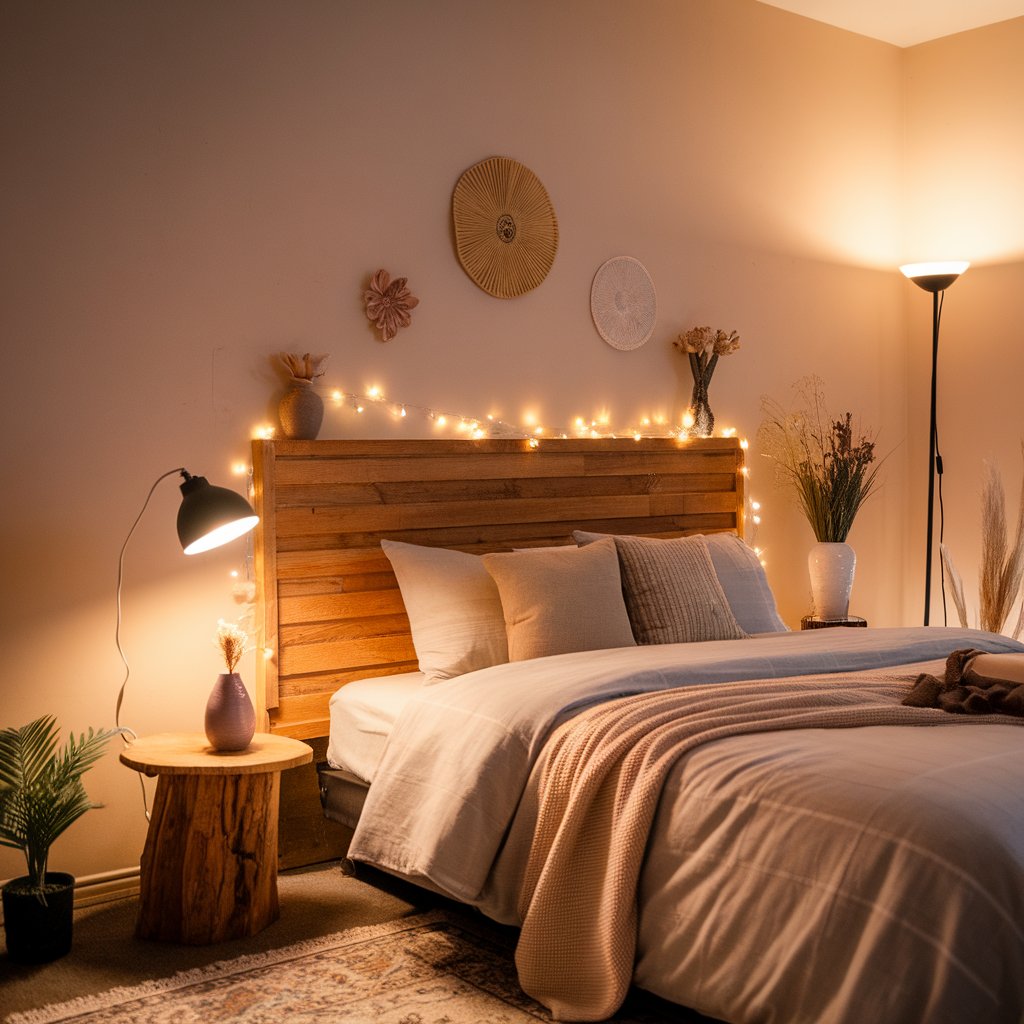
[900,261,969,279]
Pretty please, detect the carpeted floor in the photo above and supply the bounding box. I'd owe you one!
[0,862,712,1024]
[0,862,427,1018]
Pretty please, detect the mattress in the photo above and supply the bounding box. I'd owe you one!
[326,672,424,781]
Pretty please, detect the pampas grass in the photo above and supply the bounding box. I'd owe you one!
[942,443,1024,637]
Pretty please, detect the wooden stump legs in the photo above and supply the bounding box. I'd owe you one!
[137,771,280,944]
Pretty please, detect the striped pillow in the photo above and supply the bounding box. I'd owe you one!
[577,532,746,645]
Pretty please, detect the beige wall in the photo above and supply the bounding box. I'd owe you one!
[901,18,1024,631]
[0,0,1017,883]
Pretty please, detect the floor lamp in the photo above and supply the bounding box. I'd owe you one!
[900,261,969,626]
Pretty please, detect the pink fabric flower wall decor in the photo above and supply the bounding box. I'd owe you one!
[363,269,419,341]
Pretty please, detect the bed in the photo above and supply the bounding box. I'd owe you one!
[252,437,1024,1024]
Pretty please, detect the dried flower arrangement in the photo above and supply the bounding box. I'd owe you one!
[215,619,248,674]
[673,326,741,436]
[364,269,419,342]
[278,352,328,382]
[758,376,883,543]
[941,445,1024,637]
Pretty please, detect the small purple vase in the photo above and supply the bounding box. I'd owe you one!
[204,673,256,751]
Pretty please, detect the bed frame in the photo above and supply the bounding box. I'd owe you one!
[251,436,745,865]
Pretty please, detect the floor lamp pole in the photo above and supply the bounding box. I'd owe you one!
[900,260,969,628]
[924,290,940,627]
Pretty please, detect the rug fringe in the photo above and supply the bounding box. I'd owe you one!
[6,909,450,1024]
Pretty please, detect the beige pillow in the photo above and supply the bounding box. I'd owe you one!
[573,531,746,644]
[381,540,508,683]
[482,538,636,662]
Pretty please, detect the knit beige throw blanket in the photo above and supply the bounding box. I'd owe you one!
[513,667,1023,1022]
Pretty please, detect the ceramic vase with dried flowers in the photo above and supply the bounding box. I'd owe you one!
[758,376,884,619]
[278,352,328,440]
[205,620,256,752]
[673,326,741,437]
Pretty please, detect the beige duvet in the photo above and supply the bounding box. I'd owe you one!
[349,628,1024,1024]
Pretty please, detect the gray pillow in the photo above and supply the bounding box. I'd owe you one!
[703,533,788,633]
[573,531,746,645]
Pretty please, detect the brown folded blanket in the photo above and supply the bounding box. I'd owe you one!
[903,648,1024,716]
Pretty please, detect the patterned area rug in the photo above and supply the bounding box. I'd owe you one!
[7,909,680,1024]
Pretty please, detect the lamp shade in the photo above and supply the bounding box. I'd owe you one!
[900,261,969,294]
[176,473,259,555]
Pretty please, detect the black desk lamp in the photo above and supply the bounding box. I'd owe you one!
[900,260,969,626]
[115,468,259,813]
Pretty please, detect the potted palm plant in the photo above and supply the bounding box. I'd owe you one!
[0,715,121,963]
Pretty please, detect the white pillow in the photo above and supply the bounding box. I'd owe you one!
[381,540,508,683]
[482,539,636,661]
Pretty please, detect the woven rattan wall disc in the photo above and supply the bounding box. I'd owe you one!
[590,257,657,350]
[452,156,559,299]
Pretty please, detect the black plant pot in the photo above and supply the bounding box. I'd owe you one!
[2,872,75,964]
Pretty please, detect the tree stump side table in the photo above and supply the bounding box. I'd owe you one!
[120,732,312,945]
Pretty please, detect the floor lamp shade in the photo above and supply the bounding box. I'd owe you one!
[177,472,259,555]
[900,261,970,293]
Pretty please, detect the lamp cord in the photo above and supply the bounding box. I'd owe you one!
[114,467,185,821]
[935,292,947,625]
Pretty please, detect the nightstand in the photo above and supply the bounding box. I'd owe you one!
[800,615,868,629]
[120,732,312,944]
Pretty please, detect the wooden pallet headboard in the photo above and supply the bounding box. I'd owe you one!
[251,436,745,739]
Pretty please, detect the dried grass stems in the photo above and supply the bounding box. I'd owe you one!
[941,443,1024,637]
[758,376,884,544]
[215,619,249,674]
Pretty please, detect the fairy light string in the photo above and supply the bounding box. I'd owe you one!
[244,381,764,563]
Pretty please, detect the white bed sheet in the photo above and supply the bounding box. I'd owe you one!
[326,672,424,781]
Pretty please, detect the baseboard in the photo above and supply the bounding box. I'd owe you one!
[73,867,141,908]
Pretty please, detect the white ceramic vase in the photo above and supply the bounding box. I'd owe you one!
[808,541,856,619]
